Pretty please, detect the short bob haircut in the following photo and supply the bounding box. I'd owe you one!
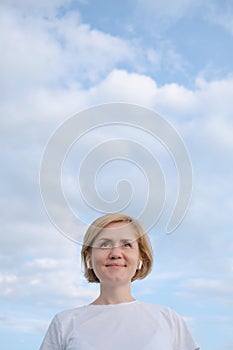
[81,213,153,283]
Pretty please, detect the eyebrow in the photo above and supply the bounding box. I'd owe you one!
[98,237,133,242]
[96,238,135,243]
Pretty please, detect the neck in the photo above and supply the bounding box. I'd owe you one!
[91,284,135,305]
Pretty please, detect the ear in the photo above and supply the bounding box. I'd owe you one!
[85,252,92,269]
[138,260,143,270]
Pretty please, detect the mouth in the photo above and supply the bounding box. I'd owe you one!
[105,264,126,267]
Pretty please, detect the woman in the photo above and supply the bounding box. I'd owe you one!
[40,213,200,349]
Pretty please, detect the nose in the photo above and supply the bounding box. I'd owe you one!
[109,245,123,259]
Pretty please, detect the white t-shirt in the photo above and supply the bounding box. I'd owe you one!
[40,301,200,350]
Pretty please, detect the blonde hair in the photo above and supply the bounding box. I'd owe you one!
[81,213,153,283]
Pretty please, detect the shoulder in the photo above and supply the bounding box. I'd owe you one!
[137,301,180,318]
[54,305,88,323]
[137,302,191,332]
[138,302,200,349]
[44,305,88,333]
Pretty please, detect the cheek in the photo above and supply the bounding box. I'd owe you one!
[132,246,140,260]
[132,255,140,266]
[91,250,107,267]
[127,251,140,266]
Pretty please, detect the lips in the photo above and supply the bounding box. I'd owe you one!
[105,263,126,267]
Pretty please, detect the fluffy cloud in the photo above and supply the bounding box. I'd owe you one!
[178,277,233,307]
[1,5,233,349]
[135,0,202,24]
[2,67,233,301]
[0,311,47,334]
[0,238,98,308]
[87,69,158,105]
[0,0,73,17]
[0,5,136,99]
[137,0,197,18]
[203,1,233,36]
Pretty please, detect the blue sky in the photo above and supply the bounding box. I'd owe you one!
[1,0,233,349]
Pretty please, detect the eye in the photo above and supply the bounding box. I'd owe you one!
[99,240,112,249]
[123,241,132,248]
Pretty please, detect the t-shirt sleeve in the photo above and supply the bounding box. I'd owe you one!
[39,315,63,350]
[169,308,200,350]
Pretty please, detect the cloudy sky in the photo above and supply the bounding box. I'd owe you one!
[1,0,233,349]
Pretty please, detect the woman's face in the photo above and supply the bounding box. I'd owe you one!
[87,221,140,287]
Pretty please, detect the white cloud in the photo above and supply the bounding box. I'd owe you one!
[0,6,135,100]
[155,82,197,112]
[1,68,233,286]
[88,69,158,105]
[0,311,47,334]
[146,48,161,67]
[1,4,233,350]
[1,6,233,347]
[204,115,233,150]
[179,278,233,306]
[135,0,201,23]
[0,0,73,17]
[0,245,98,308]
[0,6,63,94]
[203,1,233,36]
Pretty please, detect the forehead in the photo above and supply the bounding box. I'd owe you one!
[96,221,138,241]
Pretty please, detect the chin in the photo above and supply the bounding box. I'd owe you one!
[102,276,132,285]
